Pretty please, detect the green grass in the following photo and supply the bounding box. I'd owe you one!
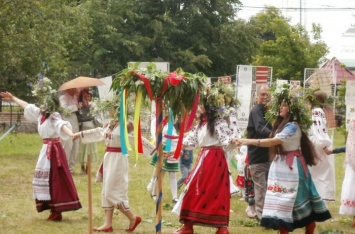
[0,130,352,233]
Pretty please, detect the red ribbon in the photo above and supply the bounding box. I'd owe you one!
[184,90,200,132]
[132,72,169,100]
[40,114,46,125]
[173,111,188,159]
[138,121,143,153]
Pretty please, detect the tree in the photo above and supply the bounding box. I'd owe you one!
[78,0,259,77]
[249,6,328,82]
[0,0,91,99]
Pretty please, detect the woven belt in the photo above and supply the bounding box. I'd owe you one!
[105,147,122,152]
[43,138,60,144]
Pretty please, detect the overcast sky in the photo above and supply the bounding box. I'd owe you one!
[237,0,355,58]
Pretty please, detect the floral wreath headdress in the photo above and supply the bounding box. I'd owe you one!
[31,75,61,114]
[202,82,239,118]
[266,83,313,131]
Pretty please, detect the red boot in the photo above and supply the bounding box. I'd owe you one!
[47,210,62,221]
[305,222,316,234]
[279,227,289,234]
[216,227,229,234]
[172,222,193,234]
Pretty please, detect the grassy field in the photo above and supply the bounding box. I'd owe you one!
[0,130,352,234]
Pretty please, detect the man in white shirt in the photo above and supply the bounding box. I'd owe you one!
[59,88,81,173]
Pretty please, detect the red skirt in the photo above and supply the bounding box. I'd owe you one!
[180,147,230,227]
[36,141,82,213]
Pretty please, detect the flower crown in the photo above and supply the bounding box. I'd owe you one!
[203,83,239,118]
[266,83,313,131]
[31,75,60,114]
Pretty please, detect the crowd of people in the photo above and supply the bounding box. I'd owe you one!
[1,75,355,234]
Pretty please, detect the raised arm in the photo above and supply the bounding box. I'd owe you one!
[0,92,29,109]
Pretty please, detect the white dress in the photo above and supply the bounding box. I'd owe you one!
[339,117,355,215]
[308,107,335,201]
[81,123,155,210]
[24,104,81,213]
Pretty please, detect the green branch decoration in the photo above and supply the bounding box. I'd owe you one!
[111,62,206,234]
[111,62,207,115]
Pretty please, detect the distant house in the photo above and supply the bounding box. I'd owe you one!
[305,58,355,86]
[328,23,355,73]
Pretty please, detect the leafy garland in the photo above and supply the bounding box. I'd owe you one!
[265,83,313,131]
[31,76,68,115]
[111,62,207,115]
[203,82,240,118]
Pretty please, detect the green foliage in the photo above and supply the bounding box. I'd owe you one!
[1,1,329,101]
[112,63,206,116]
[0,0,92,99]
[250,6,328,82]
[335,79,347,138]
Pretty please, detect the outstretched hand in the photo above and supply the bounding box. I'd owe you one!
[0,91,13,101]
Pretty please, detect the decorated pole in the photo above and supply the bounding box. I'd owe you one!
[154,99,164,234]
[87,154,93,234]
[112,63,206,233]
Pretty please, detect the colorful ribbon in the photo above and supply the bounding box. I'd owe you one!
[120,90,128,155]
[164,109,174,152]
[134,89,143,161]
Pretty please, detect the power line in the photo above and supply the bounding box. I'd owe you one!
[241,6,355,11]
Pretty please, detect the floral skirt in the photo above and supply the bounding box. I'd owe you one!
[260,154,331,231]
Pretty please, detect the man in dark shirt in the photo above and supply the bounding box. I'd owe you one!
[246,84,272,220]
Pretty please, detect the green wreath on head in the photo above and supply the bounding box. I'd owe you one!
[266,83,313,131]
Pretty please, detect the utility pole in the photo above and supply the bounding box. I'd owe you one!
[299,0,302,25]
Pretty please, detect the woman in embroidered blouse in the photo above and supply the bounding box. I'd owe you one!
[236,88,331,234]
[73,108,141,233]
[339,117,355,227]
[172,90,237,234]
[308,90,336,201]
[0,91,82,221]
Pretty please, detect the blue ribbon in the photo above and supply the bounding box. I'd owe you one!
[119,91,128,155]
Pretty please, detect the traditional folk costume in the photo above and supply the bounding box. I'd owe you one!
[225,106,241,196]
[24,104,82,213]
[260,122,331,231]
[339,117,355,216]
[244,155,257,218]
[80,122,131,210]
[59,92,80,172]
[308,107,336,201]
[78,105,99,171]
[172,119,235,227]
[80,121,155,210]
[235,145,247,198]
[149,123,179,200]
